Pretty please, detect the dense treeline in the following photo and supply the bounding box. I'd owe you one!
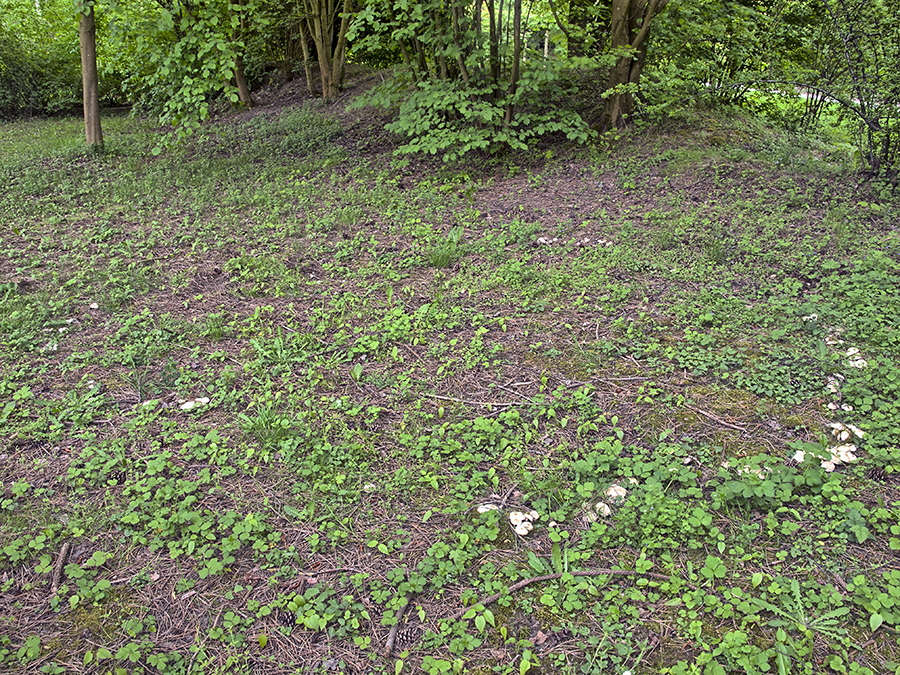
[1,0,898,174]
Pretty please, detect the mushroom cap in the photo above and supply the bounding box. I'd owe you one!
[605,484,628,500]
[514,521,533,536]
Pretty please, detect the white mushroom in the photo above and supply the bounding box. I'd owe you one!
[605,484,628,500]
[832,444,858,464]
[514,521,533,536]
[509,511,527,526]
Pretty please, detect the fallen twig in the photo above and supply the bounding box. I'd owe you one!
[383,595,414,658]
[425,393,524,407]
[50,541,71,594]
[685,404,747,432]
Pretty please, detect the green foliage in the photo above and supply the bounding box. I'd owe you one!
[0,0,134,118]
[351,0,595,160]
[0,29,41,117]
[108,0,266,142]
[365,68,594,161]
[644,0,771,115]
[0,14,81,117]
[286,585,371,637]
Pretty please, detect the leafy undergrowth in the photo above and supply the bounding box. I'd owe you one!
[1,98,900,675]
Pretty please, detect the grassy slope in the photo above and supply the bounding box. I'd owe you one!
[1,97,900,675]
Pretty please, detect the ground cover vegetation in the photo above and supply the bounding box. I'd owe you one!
[2,63,900,673]
[2,0,900,673]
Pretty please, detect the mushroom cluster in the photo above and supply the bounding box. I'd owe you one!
[791,444,858,472]
[475,504,541,536]
[179,396,210,411]
[845,347,868,369]
[508,510,540,536]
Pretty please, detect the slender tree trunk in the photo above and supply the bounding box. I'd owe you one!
[282,27,295,81]
[504,0,521,127]
[600,0,668,130]
[487,0,500,86]
[414,38,430,79]
[298,21,316,95]
[397,38,417,82]
[451,4,471,85]
[303,0,352,100]
[232,0,254,106]
[234,53,254,106]
[433,9,449,79]
[474,0,483,53]
[79,6,103,147]
[329,0,352,95]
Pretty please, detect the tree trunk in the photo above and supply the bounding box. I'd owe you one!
[504,0,522,128]
[303,0,352,101]
[297,21,316,95]
[232,0,254,106]
[329,0,352,96]
[487,0,499,86]
[79,6,103,148]
[600,0,668,131]
[451,3,471,85]
[234,53,254,106]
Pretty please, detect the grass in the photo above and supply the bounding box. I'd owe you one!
[1,96,900,675]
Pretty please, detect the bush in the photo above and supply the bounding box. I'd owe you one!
[0,32,40,117]
[0,27,81,118]
[358,61,596,162]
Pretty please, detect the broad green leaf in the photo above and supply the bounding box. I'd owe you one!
[870,613,884,631]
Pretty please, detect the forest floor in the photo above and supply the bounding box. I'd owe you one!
[2,78,900,675]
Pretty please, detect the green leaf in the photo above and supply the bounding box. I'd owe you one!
[520,649,536,675]
[527,551,546,574]
[635,553,653,573]
[483,609,495,627]
[870,613,884,631]
[96,648,113,659]
[283,505,304,519]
